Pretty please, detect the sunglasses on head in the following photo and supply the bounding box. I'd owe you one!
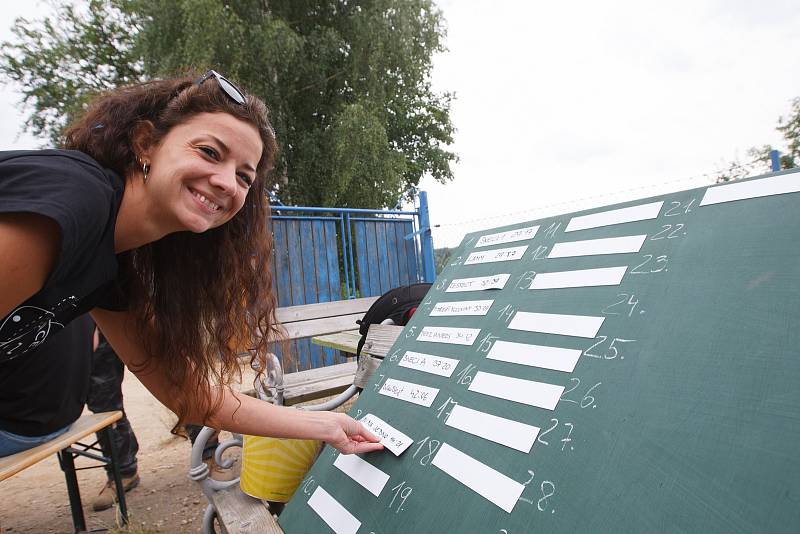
[193,70,246,105]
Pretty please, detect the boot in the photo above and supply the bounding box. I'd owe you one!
[91,473,140,511]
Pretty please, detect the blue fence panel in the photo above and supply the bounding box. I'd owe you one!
[375,223,391,293]
[394,221,412,286]
[352,219,423,297]
[270,203,428,370]
[385,222,400,288]
[272,220,291,307]
[270,219,294,371]
[400,221,419,284]
[273,218,346,371]
[353,222,371,297]
[365,222,381,296]
[298,221,321,368]
[312,220,332,303]
[312,220,332,366]
[286,220,306,305]
[322,220,341,364]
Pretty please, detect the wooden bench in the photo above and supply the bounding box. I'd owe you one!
[191,297,401,534]
[274,297,378,340]
[0,411,129,533]
[226,297,378,405]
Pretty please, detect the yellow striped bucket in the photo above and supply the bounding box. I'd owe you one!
[239,435,322,502]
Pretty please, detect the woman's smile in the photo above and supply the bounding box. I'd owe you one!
[188,187,223,213]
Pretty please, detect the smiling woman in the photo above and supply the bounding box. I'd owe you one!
[0,72,382,458]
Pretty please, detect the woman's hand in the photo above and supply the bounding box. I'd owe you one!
[319,412,384,455]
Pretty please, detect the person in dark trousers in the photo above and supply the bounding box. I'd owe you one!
[87,330,141,511]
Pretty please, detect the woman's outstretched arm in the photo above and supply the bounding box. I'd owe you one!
[91,307,383,455]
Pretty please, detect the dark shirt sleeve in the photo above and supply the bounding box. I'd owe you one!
[0,150,119,284]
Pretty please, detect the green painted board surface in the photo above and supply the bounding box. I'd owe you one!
[279,169,800,533]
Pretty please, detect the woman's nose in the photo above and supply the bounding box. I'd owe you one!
[209,165,237,196]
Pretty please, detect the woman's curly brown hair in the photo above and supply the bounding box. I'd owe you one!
[63,73,282,431]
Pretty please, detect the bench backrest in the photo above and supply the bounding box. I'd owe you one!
[275,296,379,340]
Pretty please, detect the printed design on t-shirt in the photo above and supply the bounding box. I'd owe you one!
[0,297,76,362]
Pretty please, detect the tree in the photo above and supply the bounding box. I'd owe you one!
[0,0,456,208]
[0,0,142,146]
[717,97,799,182]
[434,246,454,274]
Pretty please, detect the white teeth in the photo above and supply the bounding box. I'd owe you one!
[192,190,220,211]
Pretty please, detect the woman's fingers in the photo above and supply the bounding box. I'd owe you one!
[334,438,384,455]
[349,441,384,454]
[355,422,381,443]
[327,414,384,454]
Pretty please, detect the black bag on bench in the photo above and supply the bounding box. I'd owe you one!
[353,283,431,390]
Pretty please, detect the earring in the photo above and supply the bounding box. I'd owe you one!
[142,161,150,182]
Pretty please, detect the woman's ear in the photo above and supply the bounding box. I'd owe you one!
[131,120,156,162]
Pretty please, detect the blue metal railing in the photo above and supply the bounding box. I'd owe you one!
[270,193,434,301]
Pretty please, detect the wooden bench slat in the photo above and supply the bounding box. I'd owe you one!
[239,362,358,406]
[210,485,282,534]
[284,377,353,406]
[281,313,364,339]
[0,411,122,482]
[282,361,358,389]
[275,297,378,324]
[310,329,362,354]
[361,324,403,358]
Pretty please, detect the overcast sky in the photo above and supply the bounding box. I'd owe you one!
[2,1,799,247]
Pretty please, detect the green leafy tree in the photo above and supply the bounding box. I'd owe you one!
[0,0,142,146]
[1,0,456,208]
[434,246,454,274]
[717,97,799,182]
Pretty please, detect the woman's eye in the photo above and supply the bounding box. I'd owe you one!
[238,174,254,188]
[199,146,219,159]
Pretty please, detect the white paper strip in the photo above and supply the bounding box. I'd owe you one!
[508,311,604,338]
[398,351,460,377]
[417,326,481,346]
[548,235,646,258]
[359,414,413,456]
[431,443,524,513]
[446,274,510,292]
[700,172,800,206]
[379,378,439,407]
[530,266,627,290]
[475,225,540,248]
[565,201,663,232]
[307,486,361,534]
[333,454,390,497]
[464,245,528,265]
[445,404,540,453]
[468,371,564,410]
[430,300,494,316]
[486,340,582,373]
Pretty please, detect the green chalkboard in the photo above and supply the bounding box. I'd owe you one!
[279,169,800,534]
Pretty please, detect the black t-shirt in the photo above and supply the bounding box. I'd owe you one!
[0,315,95,436]
[0,149,126,435]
